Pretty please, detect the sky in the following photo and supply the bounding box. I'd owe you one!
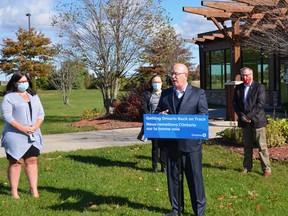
[0,0,218,80]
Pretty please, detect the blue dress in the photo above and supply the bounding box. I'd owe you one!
[1,92,45,160]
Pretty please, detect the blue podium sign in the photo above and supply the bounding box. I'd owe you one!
[143,114,209,140]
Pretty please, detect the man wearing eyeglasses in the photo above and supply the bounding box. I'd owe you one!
[233,67,271,177]
[156,63,208,216]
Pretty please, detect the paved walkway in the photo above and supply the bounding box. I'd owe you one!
[0,120,234,158]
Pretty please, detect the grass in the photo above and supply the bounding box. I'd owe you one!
[0,89,287,215]
[0,144,287,216]
[0,89,105,134]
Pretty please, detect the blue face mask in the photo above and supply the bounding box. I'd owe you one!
[152,83,162,91]
[17,82,29,91]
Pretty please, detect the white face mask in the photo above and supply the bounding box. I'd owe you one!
[152,83,162,91]
[17,82,29,91]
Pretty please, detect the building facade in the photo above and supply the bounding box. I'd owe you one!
[197,35,288,108]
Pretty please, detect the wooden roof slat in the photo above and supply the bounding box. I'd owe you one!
[251,13,266,19]
[183,7,232,18]
[276,19,285,29]
[203,35,215,40]
[235,0,280,6]
[262,24,277,29]
[243,15,265,36]
[193,38,206,42]
[184,39,196,43]
[201,1,254,13]
[269,8,288,15]
[212,33,225,38]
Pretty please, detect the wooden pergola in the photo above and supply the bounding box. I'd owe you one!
[183,0,288,80]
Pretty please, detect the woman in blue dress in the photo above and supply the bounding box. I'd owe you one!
[1,72,45,199]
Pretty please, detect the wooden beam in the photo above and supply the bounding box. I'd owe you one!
[202,1,254,13]
[184,39,196,43]
[262,24,277,29]
[243,16,264,36]
[193,38,206,42]
[276,19,285,29]
[251,13,266,19]
[203,35,215,40]
[210,17,234,43]
[236,0,279,6]
[212,33,225,38]
[183,7,232,18]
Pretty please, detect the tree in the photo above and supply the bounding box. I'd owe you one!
[52,0,167,113]
[141,25,194,74]
[137,24,194,86]
[50,51,86,105]
[238,0,288,55]
[0,28,57,86]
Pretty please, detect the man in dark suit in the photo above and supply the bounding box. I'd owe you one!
[233,67,271,177]
[156,63,208,216]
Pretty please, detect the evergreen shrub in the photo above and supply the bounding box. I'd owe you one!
[216,116,288,148]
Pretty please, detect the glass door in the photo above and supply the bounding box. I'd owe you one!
[280,60,288,106]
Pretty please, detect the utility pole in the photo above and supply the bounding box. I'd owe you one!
[26,13,31,31]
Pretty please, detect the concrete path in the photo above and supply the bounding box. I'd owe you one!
[0,120,234,158]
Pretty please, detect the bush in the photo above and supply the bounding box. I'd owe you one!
[82,108,104,119]
[216,122,243,146]
[113,86,145,122]
[217,116,288,148]
[266,116,287,147]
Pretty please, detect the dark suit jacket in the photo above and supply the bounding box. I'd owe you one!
[140,90,152,115]
[233,81,267,128]
[155,85,208,153]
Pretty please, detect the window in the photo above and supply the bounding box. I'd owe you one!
[204,49,230,89]
[242,48,269,88]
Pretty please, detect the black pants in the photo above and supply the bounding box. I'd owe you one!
[152,139,166,170]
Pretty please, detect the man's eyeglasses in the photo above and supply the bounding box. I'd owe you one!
[167,72,186,77]
[241,73,252,77]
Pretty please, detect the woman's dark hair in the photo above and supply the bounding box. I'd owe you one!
[149,74,162,90]
[3,72,36,96]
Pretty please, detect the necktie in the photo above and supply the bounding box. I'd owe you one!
[244,85,250,103]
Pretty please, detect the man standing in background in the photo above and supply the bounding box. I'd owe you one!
[233,67,271,177]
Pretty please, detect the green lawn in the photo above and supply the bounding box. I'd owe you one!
[0,89,105,134]
[0,144,287,216]
[0,89,287,215]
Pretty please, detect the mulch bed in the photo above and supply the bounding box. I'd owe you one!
[213,138,288,161]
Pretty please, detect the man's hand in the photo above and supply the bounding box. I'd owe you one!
[241,115,251,123]
[160,109,169,114]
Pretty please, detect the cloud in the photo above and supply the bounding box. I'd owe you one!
[173,13,217,39]
[172,13,218,65]
[0,0,55,31]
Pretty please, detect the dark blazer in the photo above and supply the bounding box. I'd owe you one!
[140,90,152,114]
[233,81,267,128]
[155,85,208,153]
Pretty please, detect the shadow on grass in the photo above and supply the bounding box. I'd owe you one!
[135,155,150,161]
[67,155,137,168]
[67,155,155,173]
[40,186,167,213]
[0,182,10,196]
